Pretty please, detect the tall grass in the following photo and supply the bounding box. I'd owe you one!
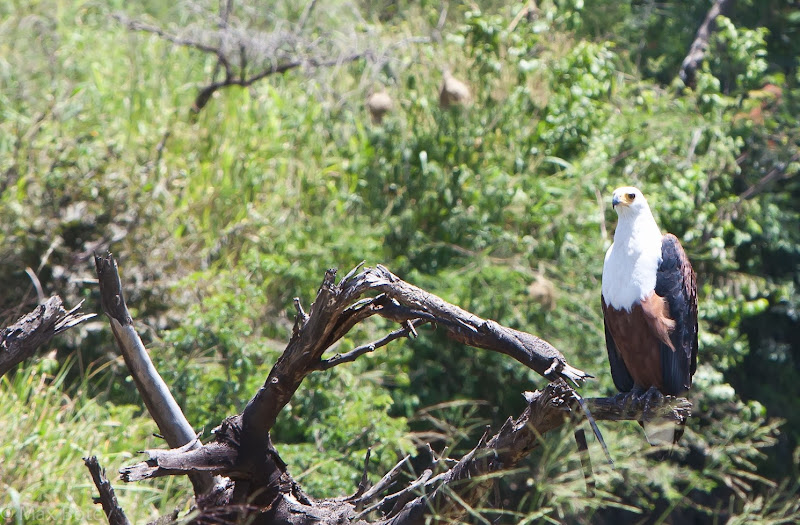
[0,355,192,523]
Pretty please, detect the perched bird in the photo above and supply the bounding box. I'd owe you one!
[439,69,472,109]
[601,186,698,445]
[366,89,393,124]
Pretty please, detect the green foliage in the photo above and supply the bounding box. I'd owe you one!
[279,363,415,497]
[709,16,770,92]
[1,0,799,523]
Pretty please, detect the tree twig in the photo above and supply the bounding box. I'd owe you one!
[84,456,131,525]
[114,14,233,78]
[316,319,428,370]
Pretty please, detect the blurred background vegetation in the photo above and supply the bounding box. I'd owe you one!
[1,0,798,523]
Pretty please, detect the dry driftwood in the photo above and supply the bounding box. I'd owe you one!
[92,257,691,525]
[0,296,95,377]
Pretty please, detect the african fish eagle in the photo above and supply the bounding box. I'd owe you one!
[601,186,698,445]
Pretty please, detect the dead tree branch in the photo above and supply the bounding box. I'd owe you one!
[316,319,428,370]
[114,4,435,114]
[93,253,227,499]
[737,152,800,201]
[97,261,694,524]
[678,0,735,88]
[84,456,131,525]
[0,296,94,377]
[366,265,590,385]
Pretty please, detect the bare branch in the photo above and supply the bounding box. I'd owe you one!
[381,384,692,525]
[508,1,539,33]
[351,448,373,502]
[359,469,433,519]
[116,8,437,114]
[84,456,131,525]
[350,454,412,505]
[93,253,223,497]
[219,0,234,29]
[296,0,318,33]
[365,265,591,385]
[678,0,735,88]
[316,319,428,370]
[191,58,304,112]
[0,296,95,377]
[113,14,233,78]
[120,439,238,482]
[738,152,800,201]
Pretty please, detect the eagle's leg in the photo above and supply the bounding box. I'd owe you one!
[641,386,665,420]
[614,386,647,410]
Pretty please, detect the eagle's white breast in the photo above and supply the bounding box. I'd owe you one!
[602,201,664,311]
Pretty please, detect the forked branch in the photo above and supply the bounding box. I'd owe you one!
[98,262,693,524]
[114,5,437,113]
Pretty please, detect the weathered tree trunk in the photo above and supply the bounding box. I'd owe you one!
[94,254,228,500]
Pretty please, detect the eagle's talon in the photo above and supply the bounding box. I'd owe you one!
[641,386,665,419]
[616,387,645,410]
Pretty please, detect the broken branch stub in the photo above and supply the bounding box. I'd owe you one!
[0,295,95,377]
[94,252,223,498]
[84,456,131,525]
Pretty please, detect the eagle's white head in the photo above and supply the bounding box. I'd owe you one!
[611,186,649,217]
[602,186,664,310]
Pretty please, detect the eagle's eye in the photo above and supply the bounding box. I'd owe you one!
[627,193,636,200]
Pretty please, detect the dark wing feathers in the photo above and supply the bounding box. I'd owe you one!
[655,234,698,396]
[602,297,635,392]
